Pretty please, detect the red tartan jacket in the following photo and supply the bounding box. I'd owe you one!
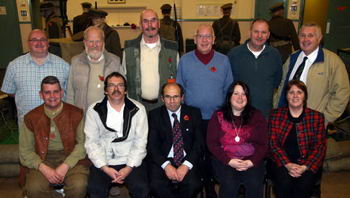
[268,107,327,173]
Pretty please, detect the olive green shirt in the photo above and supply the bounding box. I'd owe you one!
[19,103,86,169]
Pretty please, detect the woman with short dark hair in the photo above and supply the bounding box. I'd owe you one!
[268,80,327,198]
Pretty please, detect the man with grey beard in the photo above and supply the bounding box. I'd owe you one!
[67,26,124,112]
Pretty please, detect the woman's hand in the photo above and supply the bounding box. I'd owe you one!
[285,163,307,178]
[228,159,253,171]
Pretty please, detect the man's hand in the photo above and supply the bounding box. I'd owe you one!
[101,166,119,183]
[38,163,61,184]
[115,166,133,184]
[164,164,178,181]
[176,165,189,182]
[55,163,70,182]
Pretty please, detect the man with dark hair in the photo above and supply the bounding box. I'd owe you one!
[212,3,241,54]
[123,9,178,111]
[159,4,184,54]
[84,72,149,197]
[148,83,203,197]
[19,75,89,198]
[269,2,300,63]
[228,19,282,118]
[89,9,122,59]
[73,2,92,35]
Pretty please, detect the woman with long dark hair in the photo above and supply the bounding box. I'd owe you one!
[207,81,268,198]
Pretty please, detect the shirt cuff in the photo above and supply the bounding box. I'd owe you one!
[161,160,171,169]
[183,160,193,169]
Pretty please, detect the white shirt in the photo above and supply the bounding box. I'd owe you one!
[289,47,319,83]
[161,106,193,169]
[106,101,124,138]
[247,43,265,58]
[140,36,161,100]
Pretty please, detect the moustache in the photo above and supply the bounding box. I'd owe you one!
[145,27,157,31]
[112,90,121,95]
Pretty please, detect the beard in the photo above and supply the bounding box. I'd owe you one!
[85,46,104,62]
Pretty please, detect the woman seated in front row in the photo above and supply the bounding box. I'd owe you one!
[268,80,327,198]
[207,81,268,198]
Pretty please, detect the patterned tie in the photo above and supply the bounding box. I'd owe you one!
[172,113,184,167]
[293,56,308,80]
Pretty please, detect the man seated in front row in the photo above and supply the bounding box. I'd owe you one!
[148,83,203,197]
[84,72,149,198]
[19,76,89,198]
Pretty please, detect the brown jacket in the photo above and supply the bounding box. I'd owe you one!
[19,102,89,186]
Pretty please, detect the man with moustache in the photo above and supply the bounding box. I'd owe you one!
[277,22,350,124]
[19,76,89,198]
[176,24,233,197]
[89,9,122,60]
[84,72,149,197]
[148,83,203,197]
[67,26,124,112]
[122,9,178,111]
[228,19,282,118]
[1,29,69,125]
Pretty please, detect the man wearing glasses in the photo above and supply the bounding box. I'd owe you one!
[1,29,69,125]
[122,9,179,111]
[176,24,233,198]
[84,72,149,197]
[67,26,124,112]
[148,82,203,197]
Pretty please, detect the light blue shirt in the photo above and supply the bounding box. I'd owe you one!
[1,53,69,122]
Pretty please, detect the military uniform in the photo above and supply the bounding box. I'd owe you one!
[73,12,91,35]
[212,3,241,55]
[160,16,184,54]
[269,3,300,63]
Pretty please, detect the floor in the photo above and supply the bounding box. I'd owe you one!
[0,171,349,198]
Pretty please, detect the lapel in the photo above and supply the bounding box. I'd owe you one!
[160,106,173,139]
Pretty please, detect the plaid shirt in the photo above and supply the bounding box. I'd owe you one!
[1,53,69,121]
[268,107,326,172]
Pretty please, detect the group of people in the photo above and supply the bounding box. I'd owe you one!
[1,3,350,198]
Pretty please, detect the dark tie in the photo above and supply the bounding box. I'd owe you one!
[172,113,184,167]
[293,56,308,80]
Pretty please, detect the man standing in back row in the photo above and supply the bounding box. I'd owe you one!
[228,19,282,118]
[123,9,178,111]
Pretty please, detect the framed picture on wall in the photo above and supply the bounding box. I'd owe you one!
[108,0,126,4]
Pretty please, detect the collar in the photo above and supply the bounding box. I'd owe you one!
[87,52,105,63]
[195,49,215,65]
[27,53,51,65]
[44,102,63,119]
[247,42,266,53]
[167,106,181,118]
[141,35,161,48]
[300,47,319,63]
[107,99,125,113]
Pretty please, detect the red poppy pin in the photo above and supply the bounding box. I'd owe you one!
[168,57,173,63]
[210,66,217,72]
[183,115,190,121]
[99,75,104,81]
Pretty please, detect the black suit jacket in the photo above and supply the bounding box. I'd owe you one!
[148,104,203,168]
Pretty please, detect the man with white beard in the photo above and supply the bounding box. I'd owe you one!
[67,26,124,112]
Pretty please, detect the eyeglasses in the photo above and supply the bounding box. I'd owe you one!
[163,95,181,100]
[142,18,158,24]
[107,83,125,89]
[85,40,103,45]
[29,38,48,42]
[196,34,213,39]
